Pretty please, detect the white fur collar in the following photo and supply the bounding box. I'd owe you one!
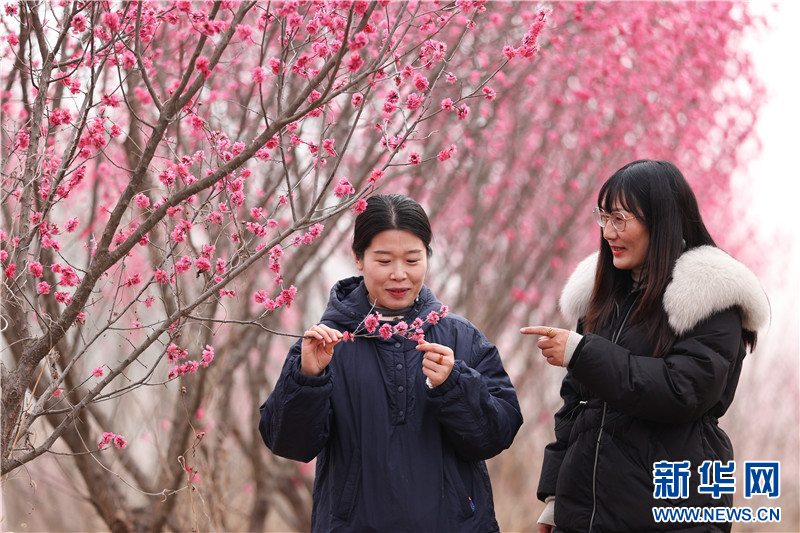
[559,246,770,335]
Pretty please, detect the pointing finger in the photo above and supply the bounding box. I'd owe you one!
[520,326,551,336]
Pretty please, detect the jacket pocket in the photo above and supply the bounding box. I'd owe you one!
[332,447,361,521]
[443,458,477,519]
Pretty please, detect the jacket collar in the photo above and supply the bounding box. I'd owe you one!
[559,246,770,336]
[320,276,441,330]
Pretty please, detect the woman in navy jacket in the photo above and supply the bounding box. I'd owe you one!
[260,194,522,532]
[522,160,770,532]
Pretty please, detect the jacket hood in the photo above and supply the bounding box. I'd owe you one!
[559,245,770,335]
[320,276,443,331]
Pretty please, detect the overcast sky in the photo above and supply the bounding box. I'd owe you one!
[745,1,799,238]
[744,0,799,356]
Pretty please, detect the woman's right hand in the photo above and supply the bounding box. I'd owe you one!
[520,326,568,367]
[537,496,556,533]
[300,324,343,376]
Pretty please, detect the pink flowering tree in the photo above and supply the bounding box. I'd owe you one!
[2,1,787,532]
[0,1,550,530]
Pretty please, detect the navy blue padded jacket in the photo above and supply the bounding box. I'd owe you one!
[260,276,522,532]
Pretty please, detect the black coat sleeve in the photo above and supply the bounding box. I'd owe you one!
[570,308,744,424]
[537,371,583,501]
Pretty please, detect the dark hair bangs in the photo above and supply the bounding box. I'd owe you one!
[598,169,644,219]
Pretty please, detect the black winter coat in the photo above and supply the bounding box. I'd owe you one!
[260,277,522,532]
[538,246,769,533]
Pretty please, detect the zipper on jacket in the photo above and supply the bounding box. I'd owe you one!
[589,403,608,532]
[588,300,635,531]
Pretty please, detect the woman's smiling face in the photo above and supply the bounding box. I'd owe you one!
[602,203,650,272]
[355,229,428,310]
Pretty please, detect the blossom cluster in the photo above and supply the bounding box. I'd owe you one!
[98,432,127,450]
[166,344,215,379]
[342,305,449,343]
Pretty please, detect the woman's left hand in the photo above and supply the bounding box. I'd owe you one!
[416,340,454,387]
[520,326,568,367]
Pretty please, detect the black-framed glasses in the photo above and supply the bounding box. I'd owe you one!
[593,207,637,232]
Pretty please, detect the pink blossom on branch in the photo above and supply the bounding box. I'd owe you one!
[154,269,171,284]
[201,345,215,367]
[71,14,87,33]
[194,257,212,273]
[346,54,364,72]
[343,306,449,342]
[405,93,424,110]
[378,323,393,339]
[98,431,126,450]
[28,262,44,278]
[65,218,79,232]
[276,286,297,308]
[124,273,142,287]
[55,292,71,304]
[134,194,150,209]
[334,178,355,197]
[101,12,121,32]
[322,138,337,157]
[437,145,456,162]
[268,57,281,74]
[364,314,381,334]
[252,67,267,84]
[352,198,368,214]
[166,343,188,363]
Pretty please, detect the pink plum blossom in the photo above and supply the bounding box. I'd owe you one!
[379,324,393,339]
[334,178,355,197]
[28,261,43,278]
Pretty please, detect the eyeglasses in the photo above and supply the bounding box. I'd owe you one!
[593,207,637,232]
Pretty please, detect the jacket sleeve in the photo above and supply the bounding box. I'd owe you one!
[258,340,333,462]
[569,308,743,424]
[425,321,523,461]
[537,372,583,501]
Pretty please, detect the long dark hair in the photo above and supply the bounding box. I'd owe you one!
[582,160,755,357]
[352,194,433,260]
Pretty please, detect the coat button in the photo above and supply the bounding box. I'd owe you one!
[394,342,401,348]
[397,385,404,392]
[396,363,403,370]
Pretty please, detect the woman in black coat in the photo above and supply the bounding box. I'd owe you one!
[522,160,770,532]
